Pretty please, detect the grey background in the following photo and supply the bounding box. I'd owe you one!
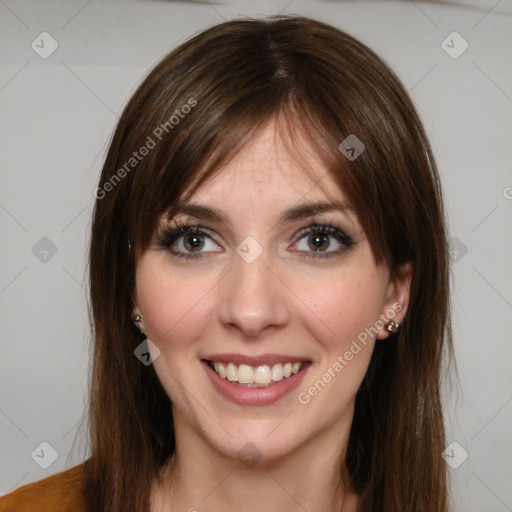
[1,0,511,510]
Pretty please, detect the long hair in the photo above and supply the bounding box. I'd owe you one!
[86,14,454,512]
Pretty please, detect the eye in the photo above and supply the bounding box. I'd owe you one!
[290,223,355,259]
[155,220,356,260]
[155,220,221,259]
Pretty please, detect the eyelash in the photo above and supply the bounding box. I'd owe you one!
[155,219,356,260]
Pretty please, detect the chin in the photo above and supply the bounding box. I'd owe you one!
[208,421,307,466]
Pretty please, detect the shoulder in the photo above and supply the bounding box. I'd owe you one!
[0,462,87,512]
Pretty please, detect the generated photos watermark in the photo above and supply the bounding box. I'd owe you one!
[93,97,197,200]
[297,302,402,405]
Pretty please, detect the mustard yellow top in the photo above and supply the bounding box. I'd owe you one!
[0,462,87,512]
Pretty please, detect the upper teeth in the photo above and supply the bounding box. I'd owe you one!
[212,361,304,384]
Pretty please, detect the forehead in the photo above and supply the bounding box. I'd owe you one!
[163,121,364,236]
[184,120,345,205]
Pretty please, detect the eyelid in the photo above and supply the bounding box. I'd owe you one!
[290,223,355,255]
[158,216,354,244]
[163,214,355,235]
[156,218,356,260]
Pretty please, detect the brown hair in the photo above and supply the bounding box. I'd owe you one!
[86,14,454,512]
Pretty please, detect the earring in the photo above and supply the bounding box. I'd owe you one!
[385,320,401,334]
[133,314,147,335]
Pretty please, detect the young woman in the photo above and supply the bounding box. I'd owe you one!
[0,14,454,512]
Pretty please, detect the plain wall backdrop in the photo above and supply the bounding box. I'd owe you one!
[1,0,511,510]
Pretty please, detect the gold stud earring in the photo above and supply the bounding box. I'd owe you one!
[385,320,401,334]
[133,314,147,335]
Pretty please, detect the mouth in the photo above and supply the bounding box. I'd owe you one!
[204,360,310,388]
[201,357,312,406]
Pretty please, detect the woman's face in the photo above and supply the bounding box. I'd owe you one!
[132,120,411,464]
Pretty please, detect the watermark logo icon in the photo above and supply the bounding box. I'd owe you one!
[236,236,263,264]
[441,32,468,59]
[449,237,468,263]
[134,339,161,365]
[237,442,262,467]
[31,441,59,469]
[338,135,365,161]
[442,441,468,469]
[32,237,58,263]
[31,32,59,59]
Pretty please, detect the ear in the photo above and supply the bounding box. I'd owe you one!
[131,291,147,335]
[375,261,413,340]
[132,304,141,319]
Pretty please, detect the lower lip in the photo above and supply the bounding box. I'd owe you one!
[202,360,311,406]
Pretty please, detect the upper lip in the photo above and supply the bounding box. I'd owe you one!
[202,353,311,366]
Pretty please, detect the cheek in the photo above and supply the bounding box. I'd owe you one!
[135,254,215,349]
[294,266,386,415]
[136,245,388,359]
[298,264,388,354]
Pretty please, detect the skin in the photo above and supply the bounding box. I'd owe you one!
[132,119,412,512]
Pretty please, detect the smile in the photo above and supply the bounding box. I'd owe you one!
[201,357,312,406]
[207,360,305,387]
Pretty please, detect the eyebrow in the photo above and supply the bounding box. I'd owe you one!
[169,200,355,224]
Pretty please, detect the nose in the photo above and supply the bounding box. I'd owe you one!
[218,246,291,338]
